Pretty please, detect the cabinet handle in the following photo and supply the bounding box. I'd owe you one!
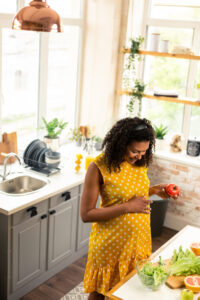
[61,191,71,201]
[49,210,56,215]
[27,206,38,218]
[41,214,47,219]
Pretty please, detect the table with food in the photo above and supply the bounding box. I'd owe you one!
[106,225,200,300]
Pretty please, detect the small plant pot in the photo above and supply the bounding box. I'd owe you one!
[75,139,82,147]
[95,142,102,151]
[44,136,59,152]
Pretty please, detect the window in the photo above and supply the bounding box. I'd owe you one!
[0,0,84,149]
[123,0,200,143]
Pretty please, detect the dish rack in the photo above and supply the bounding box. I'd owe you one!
[23,158,61,176]
[23,139,61,176]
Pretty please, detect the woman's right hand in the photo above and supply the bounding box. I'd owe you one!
[124,196,152,214]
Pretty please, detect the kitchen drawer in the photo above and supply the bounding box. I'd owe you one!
[12,200,48,226]
[49,186,79,208]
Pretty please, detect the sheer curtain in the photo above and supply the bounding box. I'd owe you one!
[79,0,129,137]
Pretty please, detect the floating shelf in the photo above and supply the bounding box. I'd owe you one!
[122,48,200,61]
[118,90,200,107]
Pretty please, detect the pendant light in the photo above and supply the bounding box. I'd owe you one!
[12,0,62,32]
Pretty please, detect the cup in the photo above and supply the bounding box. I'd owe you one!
[186,139,200,156]
[160,40,169,53]
[149,33,160,51]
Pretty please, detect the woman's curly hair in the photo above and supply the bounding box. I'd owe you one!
[102,117,155,172]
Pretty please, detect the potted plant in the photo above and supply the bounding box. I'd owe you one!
[153,123,168,151]
[69,128,83,146]
[42,117,68,151]
[91,135,103,151]
[126,80,146,117]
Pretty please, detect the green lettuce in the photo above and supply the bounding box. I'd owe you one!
[170,246,200,276]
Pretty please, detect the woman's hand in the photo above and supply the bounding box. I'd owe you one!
[124,196,152,214]
[151,184,179,200]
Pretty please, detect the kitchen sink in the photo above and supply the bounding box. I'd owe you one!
[0,174,49,196]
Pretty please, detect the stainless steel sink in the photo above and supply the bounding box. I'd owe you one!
[0,174,49,196]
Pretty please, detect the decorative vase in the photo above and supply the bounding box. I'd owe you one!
[44,136,59,152]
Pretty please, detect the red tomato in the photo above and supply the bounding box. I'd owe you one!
[165,184,180,196]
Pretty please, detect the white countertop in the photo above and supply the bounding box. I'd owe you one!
[112,225,200,300]
[0,145,87,215]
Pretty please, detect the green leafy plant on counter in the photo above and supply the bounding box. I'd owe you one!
[41,117,68,139]
[153,123,168,139]
[126,80,146,117]
[91,135,102,143]
[169,246,200,276]
[69,127,83,142]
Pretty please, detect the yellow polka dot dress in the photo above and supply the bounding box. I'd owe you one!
[83,153,152,295]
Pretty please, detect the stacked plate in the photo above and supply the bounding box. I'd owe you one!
[23,139,49,169]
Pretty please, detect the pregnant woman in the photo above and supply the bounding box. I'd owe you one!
[80,117,171,300]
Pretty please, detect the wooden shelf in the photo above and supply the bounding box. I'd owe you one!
[118,90,200,106]
[122,48,200,61]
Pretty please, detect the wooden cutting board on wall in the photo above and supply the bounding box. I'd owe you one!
[0,132,18,164]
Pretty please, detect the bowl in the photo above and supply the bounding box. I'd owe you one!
[45,150,61,168]
[136,259,170,291]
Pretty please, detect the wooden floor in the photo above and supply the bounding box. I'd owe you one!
[21,227,177,300]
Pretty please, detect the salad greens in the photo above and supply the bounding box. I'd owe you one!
[170,246,200,276]
[139,257,169,288]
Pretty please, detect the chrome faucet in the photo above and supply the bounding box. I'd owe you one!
[2,153,21,180]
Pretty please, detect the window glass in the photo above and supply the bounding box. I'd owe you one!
[0,1,17,13]
[142,100,184,135]
[2,29,39,148]
[151,0,200,21]
[25,0,81,18]
[189,107,200,139]
[46,26,79,131]
[141,26,193,134]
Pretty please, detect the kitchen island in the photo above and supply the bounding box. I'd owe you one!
[107,225,200,300]
[0,153,91,300]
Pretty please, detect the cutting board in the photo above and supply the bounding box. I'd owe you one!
[153,259,186,289]
[0,132,18,164]
[166,274,185,289]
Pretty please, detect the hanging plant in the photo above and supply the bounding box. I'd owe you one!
[126,36,144,70]
[126,80,146,117]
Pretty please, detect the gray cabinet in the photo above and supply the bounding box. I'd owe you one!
[76,186,100,250]
[12,209,47,291]
[48,195,78,269]
[0,184,87,300]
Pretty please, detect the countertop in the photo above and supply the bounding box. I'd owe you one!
[107,225,200,300]
[0,144,87,215]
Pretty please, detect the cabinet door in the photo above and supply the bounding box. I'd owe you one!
[77,195,100,250]
[12,212,47,292]
[48,196,78,269]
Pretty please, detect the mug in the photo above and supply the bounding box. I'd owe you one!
[160,40,169,53]
[186,139,200,156]
[149,33,160,51]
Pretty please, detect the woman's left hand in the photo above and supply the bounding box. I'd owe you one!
[152,184,179,199]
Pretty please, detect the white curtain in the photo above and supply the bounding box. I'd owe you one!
[78,0,130,137]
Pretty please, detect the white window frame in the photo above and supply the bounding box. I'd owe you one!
[139,0,200,143]
[0,0,86,143]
